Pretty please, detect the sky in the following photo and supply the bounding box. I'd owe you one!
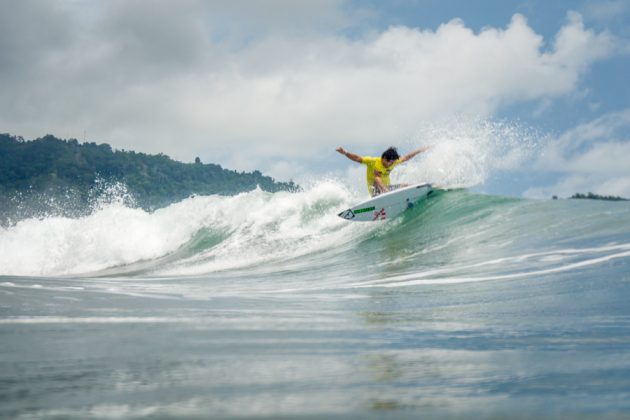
[1,0,629,198]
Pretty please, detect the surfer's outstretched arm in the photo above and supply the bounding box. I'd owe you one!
[400,146,430,163]
[336,147,363,163]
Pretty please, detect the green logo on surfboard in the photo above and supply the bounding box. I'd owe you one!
[354,206,375,214]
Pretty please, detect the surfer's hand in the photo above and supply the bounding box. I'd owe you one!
[336,147,346,155]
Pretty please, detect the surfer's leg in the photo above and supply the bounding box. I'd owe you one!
[374,176,389,195]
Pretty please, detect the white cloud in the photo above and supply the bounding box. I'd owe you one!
[525,109,630,198]
[0,2,620,183]
[535,109,630,170]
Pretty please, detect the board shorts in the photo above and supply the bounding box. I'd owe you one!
[370,184,403,197]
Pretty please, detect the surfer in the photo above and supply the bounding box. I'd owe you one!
[336,146,430,196]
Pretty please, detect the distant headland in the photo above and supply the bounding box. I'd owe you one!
[0,133,299,222]
[569,192,628,201]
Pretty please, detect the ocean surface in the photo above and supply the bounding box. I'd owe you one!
[2,182,630,419]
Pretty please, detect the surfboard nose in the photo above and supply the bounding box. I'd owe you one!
[338,209,355,220]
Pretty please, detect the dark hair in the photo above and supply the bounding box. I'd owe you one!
[381,147,400,161]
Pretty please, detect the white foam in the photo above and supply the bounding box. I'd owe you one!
[0,181,367,277]
[155,181,369,276]
[0,202,205,276]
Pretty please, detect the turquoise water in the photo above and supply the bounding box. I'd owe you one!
[1,185,630,419]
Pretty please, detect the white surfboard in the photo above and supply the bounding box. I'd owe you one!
[338,183,434,222]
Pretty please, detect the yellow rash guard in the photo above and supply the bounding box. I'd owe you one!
[361,156,401,195]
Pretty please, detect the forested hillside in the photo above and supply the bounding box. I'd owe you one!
[0,133,298,221]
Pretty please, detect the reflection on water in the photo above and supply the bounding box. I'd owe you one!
[2,269,630,419]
